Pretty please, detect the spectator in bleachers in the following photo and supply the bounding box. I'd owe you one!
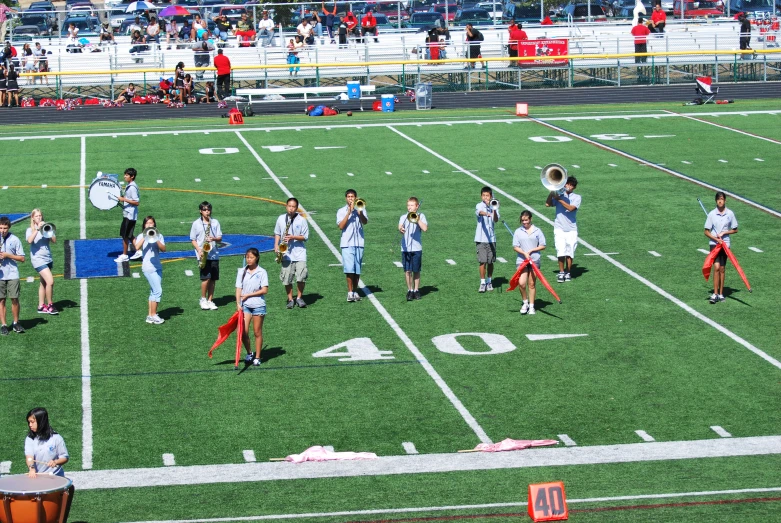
[0,3,17,43]
[146,17,161,46]
[258,11,275,47]
[179,19,191,42]
[631,16,651,63]
[647,2,666,33]
[361,10,379,44]
[129,30,148,63]
[21,44,35,84]
[322,2,337,44]
[2,42,14,67]
[311,10,323,43]
[66,23,83,53]
[165,18,179,49]
[33,43,48,85]
[212,14,231,44]
[337,15,348,48]
[297,16,314,45]
[191,14,207,41]
[345,11,360,40]
[214,48,231,97]
[465,23,483,69]
[287,37,301,75]
[99,22,116,46]
[508,22,528,68]
[193,38,214,79]
[235,13,256,47]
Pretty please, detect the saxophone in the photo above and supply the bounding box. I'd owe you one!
[275,215,293,264]
[199,222,212,270]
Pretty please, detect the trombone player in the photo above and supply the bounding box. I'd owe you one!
[399,197,428,301]
[190,201,223,310]
[337,189,368,303]
[545,175,580,283]
[26,209,58,315]
[274,197,310,309]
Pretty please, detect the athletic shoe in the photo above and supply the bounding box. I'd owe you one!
[353,292,362,301]
[129,250,143,260]
[527,305,536,315]
[244,353,254,364]
[296,297,307,308]
[145,316,155,324]
[347,293,355,302]
[413,290,421,300]
[207,301,218,310]
[286,300,295,309]
[565,273,571,282]
[520,301,529,314]
[556,272,565,283]
[406,290,413,301]
[38,305,47,314]
[486,282,494,292]
[47,304,59,315]
[114,254,129,262]
[709,293,718,304]
[200,297,210,310]
[478,283,486,293]
[252,358,261,366]
[0,325,8,336]
[718,294,725,302]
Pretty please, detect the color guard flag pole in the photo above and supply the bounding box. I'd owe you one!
[698,198,752,292]
[502,221,562,304]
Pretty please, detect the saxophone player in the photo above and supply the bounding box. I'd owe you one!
[190,201,223,310]
[274,197,309,309]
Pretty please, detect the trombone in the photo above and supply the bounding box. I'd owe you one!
[41,223,56,239]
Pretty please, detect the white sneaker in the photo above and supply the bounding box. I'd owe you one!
[129,250,143,260]
[709,293,718,304]
[151,315,165,324]
[353,292,362,301]
[115,254,129,262]
[145,315,155,324]
[520,301,529,314]
[527,305,536,315]
[252,358,261,366]
[244,353,254,364]
[347,292,354,302]
[486,282,494,292]
[718,294,725,302]
[200,297,210,310]
[207,301,218,310]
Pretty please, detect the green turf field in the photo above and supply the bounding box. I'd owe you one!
[1,100,780,523]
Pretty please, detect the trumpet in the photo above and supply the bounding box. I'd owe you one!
[41,222,56,239]
[143,227,160,243]
[541,163,568,195]
[354,198,366,212]
[490,199,500,210]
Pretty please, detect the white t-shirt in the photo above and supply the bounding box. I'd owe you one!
[704,208,738,248]
[337,205,368,248]
[274,213,309,262]
[189,218,222,260]
[25,434,68,476]
[0,233,24,280]
[399,213,427,252]
[236,266,268,308]
[474,202,499,243]
[297,22,312,37]
[512,225,546,264]
[136,232,165,273]
[123,181,139,220]
[258,18,274,31]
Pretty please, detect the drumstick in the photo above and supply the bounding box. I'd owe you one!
[268,458,286,462]
[457,449,481,453]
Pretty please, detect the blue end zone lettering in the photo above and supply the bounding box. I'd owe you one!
[0,213,32,224]
[64,234,275,280]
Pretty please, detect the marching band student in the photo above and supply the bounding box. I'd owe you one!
[545,176,580,283]
[236,248,268,366]
[26,209,57,315]
[704,191,738,304]
[399,197,427,301]
[134,216,166,324]
[274,197,310,309]
[475,186,499,293]
[0,216,25,335]
[115,168,140,262]
[190,201,222,310]
[337,189,368,302]
[25,407,69,478]
[513,211,546,315]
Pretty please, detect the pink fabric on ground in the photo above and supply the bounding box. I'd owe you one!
[474,438,559,452]
[285,446,378,463]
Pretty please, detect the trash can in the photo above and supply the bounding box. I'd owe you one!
[415,82,432,110]
[381,94,395,112]
[347,81,361,99]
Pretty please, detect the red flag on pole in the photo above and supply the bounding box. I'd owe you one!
[529,262,562,304]
[721,243,753,293]
[702,244,721,281]
[507,259,530,292]
[702,243,752,292]
[506,259,562,304]
[235,311,244,369]
[209,311,241,358]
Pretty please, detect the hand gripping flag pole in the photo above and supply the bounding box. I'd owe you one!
[697,198,752,292]
[501,221,562,304]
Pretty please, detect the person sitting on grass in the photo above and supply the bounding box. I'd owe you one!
[200,81,219,103]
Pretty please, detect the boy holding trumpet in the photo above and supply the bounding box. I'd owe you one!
[475,186,499,293]
[399,197,428,301]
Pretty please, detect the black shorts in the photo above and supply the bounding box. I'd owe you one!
[200,259,220,281]
[711,245,728,266]
[120,217,136,240]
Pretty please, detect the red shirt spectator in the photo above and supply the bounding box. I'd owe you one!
[345,12,358,31]
[509,26,527,50]
[361,12,376,29]
[631,23,650,44]
[214,51,231,76]
[651,6,666,25]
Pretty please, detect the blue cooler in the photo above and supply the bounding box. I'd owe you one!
[347,82,361,99]
[381,94,395,112]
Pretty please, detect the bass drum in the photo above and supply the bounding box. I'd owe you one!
[0,474,73,523]
[88,177,122,211]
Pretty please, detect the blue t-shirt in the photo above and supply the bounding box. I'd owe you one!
[123,181,140,220]
[704,207,738,247]
[26,228,53,268]
[337,205,368,248]
[190,218,223,260]
[513,225,546,264]
[236,266,269,308]
[136,232,165,273]
[24,434,69,477]
[0,233,25,281]
[474,202,499,243]
[553,192,581,232]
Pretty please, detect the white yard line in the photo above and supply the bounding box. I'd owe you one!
[711,426,732,438]
[235,131,491,445]
[557,434,577,447]
[387,126,781,372]
[662,110,781,145]
[80,136,93,470]
[636,430,656,442]
[243,450,257,462]
[528,118,781,219]
[119,486,781,523]
[163,454,176,466]
[65,435,781,490]
[402,442,419,454]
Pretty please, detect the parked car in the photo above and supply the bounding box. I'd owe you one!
[118,15,149,34]
[20,11,56,35]
[728,0,778,15]
[408,10,446,26]
[176,0,201,6]
[26,1,55,13]
[11,25,42,42]
[506,3,547,21]
[430,3,458,21]
[371,1,410,24]
[68,3,97,17]
[61,15,100,37]
[672,0,723,16]
[476,1,503,18]
[409,0,439,13]
[454,7,493,24]
[615,0,654,16]
[561,3,608,21]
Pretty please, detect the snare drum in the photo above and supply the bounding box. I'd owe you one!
[0,474,73,523]
[88,175,122,211]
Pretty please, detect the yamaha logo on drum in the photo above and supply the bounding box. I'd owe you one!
[98,181,115,187]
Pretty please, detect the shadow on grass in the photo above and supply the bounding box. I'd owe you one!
[55,299,79,310]
[508,299,563,319]
[212,294,237,308]
[723,287,752,306]
[215,346,286,374]
[419,285,438,297]
[363,285,383,294]
[158,307,185,320]
[302,292,324,305]
[18,317,48,330]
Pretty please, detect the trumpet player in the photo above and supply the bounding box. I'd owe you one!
[274,197,309,309]
[337,189,368,303]
[545,176,580,283]
[475,186,499,293]
[190,201,223,310]
[134,216,166,324]
[399,197,427,301]
[26,209,57,315]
